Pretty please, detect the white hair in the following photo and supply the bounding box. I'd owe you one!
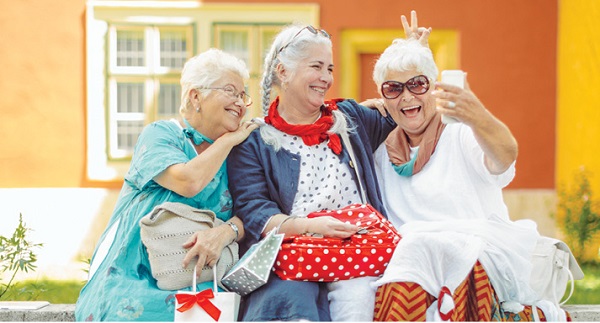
[372,38,439,87]
[179,48,249,113]
[260,24,333,116]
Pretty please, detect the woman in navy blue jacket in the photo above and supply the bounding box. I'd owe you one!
[227,24,395,321]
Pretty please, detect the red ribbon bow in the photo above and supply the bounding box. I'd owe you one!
[176,289,221,321]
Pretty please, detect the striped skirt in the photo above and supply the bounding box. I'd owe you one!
[374,261,570,321]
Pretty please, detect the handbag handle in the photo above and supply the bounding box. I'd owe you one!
[340,131,366,203]
[192,266,197,293]
[191,265,220,295]
[559,266,575,306]
[213,267,219,295]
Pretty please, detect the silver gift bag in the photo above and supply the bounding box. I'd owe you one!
[221,229,284,296]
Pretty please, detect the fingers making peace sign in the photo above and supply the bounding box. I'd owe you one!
[401,10,432,48]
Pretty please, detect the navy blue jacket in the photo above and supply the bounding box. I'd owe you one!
[227,99,396,253]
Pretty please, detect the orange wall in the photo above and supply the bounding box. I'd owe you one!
[0,0,86,187]
[346,1,557,189]
[215,0,558,189]
[0,0,557,189]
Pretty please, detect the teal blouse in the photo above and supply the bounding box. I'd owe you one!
[75,120,232,321]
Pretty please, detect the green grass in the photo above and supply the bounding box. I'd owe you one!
[2,263,600,304]
[2,279,85,304]
[565,262,600,304]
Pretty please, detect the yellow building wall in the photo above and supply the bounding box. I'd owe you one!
[557,0,600,261]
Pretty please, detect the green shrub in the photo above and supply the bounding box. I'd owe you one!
[555,166,600,261]
[0,214,43,299]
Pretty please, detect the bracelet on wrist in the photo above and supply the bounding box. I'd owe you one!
[277,215,298,234]
[226,221,239,243]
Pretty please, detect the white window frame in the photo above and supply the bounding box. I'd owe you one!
[85,1,318,182]
[107,25,192,159]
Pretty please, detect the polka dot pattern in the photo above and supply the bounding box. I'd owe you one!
[222,230,284,296]
[279,133,362,215]
[273,204,401,282]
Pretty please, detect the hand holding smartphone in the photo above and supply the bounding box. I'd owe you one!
[440,70,465,124]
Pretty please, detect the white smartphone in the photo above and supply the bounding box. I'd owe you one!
[440,70,465,124]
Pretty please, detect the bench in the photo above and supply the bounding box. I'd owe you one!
[1,304,599,321]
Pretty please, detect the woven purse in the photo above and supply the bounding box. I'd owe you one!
[140,202,239,291]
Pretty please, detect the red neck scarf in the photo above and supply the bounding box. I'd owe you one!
[264,97,342,155]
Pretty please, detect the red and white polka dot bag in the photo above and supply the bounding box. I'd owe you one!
[273,203,401,282]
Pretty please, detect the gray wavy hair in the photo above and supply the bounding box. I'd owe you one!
[372,38,439,87]
[259,24,333,116]
[179,48,249,113]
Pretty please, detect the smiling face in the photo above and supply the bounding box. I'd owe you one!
[189,70,247,139]
[278,43,333,122]
[381,69,437,146]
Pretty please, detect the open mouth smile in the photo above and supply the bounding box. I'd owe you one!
[225,108,241,118]
[310,86,326,95]
[401,105,422,116]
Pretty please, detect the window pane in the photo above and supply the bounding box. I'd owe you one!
[160,30,188,68]
[117,82,145,113]
[116,30,145,67]
[158,83,181,118]
[219,31,249,65]
[117,120,144,151]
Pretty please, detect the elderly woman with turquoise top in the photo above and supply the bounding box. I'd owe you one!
[75,48,258,321]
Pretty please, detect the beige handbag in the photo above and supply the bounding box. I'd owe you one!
[139,202,239,290]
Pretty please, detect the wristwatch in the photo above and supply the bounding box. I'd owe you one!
[226,221,239,243]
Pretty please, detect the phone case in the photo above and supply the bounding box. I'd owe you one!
[440,70,465,124]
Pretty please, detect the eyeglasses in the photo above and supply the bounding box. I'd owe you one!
[278,25,331,54]
[199,85,252,107]
[381,75,430,99]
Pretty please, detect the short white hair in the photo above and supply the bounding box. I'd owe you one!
[373,38,438,87]
[179,48,249,113]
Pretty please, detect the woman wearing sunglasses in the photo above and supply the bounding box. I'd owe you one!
[226,24,398,321]
[368,15,564,321]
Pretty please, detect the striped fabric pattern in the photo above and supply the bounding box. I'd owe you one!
[374,261,566,321]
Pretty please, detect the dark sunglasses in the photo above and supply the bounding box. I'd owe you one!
[381,75,430,99]
[278,25,331,54]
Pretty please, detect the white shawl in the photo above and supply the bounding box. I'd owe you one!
[373,215,542,321]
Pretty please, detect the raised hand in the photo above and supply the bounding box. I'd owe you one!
[433,77,518,174]
[401,10,432,47]
[222,119,259,146]
[433,76,486,128]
